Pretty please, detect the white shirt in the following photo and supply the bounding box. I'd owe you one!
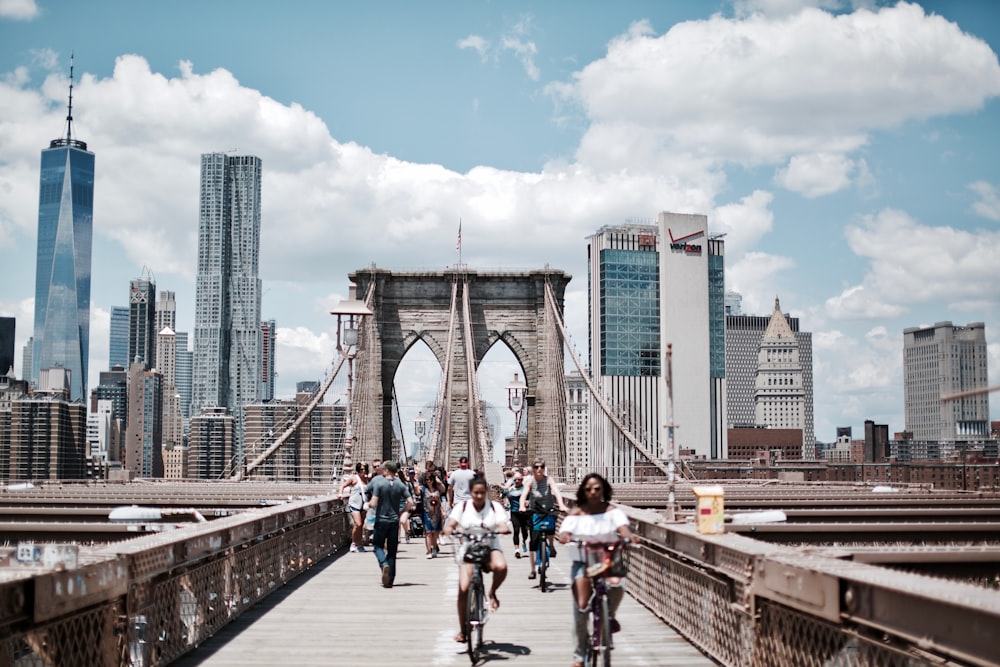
[559,507,628,563]
[449,499,507,557]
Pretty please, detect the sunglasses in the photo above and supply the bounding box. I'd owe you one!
[533,465,544,470]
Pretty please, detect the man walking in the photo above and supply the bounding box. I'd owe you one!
[447,456,476,507]
[368,461,414,588]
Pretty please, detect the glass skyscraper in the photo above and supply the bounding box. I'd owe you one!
[192,153,263,466]
[108,306,129,371]
[31,68,94,402]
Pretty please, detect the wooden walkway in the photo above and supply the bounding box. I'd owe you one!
[173,536,717,666]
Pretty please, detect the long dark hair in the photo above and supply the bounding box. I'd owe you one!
[576,473,613,506]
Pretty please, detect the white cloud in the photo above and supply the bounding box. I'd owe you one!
[969,181,1000,221]
[559,3,1000,167]
[0,0,38,20]
[457,35,489,60]
[828,208,1000,320]
[711,189,774,259]
[775,152,856,197]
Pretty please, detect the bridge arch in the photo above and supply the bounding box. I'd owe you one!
[348,267,571,472]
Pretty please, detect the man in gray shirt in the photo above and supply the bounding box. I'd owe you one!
[447,456,476,506]
[369,461,414,588]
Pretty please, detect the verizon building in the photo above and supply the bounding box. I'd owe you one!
[658,212,717,459]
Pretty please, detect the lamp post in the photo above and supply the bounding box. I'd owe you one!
[414,411,427,463]
[331,294,373,477]
[506,372,527,467]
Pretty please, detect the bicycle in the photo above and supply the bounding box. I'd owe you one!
[572,539,628,667]
[531,510,558,592]
[457,530,497,664]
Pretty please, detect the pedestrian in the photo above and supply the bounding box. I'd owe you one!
[368,460,414,588]
[505,471,529,558]
[447,456,476,506]
[421,470,446,558]
[339,461,371,552]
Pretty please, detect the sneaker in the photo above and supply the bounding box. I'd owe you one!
[514,550,521,559]
[426,552,434,559]
[431,551,438,559]
[381,565,391,588]
[356,545,366,553]
[432,546,439,556]
[350,543,358,553]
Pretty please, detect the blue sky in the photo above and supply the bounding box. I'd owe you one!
[1,0,998,452]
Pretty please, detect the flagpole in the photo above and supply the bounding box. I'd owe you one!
[457,218,463,269]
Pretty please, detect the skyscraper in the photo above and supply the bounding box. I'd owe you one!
[128,275,156,369]
[192,153,263,464]
[903,321,990,442]
[0,317,14,376]
[754,298,806,440]
[31,59,95,401]
[587,222,661,482]
[261,319,276,402]
[154,290,176,334]
[175,331,192,420]
[108,306,129,370]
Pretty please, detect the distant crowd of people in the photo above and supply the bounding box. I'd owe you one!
[338,456,640,667]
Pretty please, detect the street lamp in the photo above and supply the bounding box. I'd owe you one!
[506,372,527,467]
[331,292,373,477]
[414,411,427,462]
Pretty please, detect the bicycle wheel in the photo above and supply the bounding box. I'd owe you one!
[538,541,548,592]
[587,590,611,667]
[467,573,484,664]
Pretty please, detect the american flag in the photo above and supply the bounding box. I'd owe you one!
[456,220,462,252]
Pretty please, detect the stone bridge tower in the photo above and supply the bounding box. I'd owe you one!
[348,267,571,471]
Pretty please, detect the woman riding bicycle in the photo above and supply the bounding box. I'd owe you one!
[442,476,510,643]
[558,473,640,667]
[519,458,568,579]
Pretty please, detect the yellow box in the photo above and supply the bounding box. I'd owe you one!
[692,485,725,534]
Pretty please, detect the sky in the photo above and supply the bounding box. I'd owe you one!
[1,0,998,455]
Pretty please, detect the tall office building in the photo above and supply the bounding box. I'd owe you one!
[128,275,156,369]
[658,212,716,460]
[587,222,661,482]
[188,407,234,479]
[244,395,344,482]
[157,327,183,449]
[108,306,129,370]
[10,383,87,480]
[261,319,276,402]
[1,372,30,479]
[903,321,990,441]
[31,61,95,401]
[754,298,805,440]
[155,290,176,333]
[175,331,193,420]
[125,361,163,478]
[726,302,815,457]
[21,337,33,385]
[707,233,727,459]
[0,317,14,375]
[565,370,590,482]
[192,153,263,465]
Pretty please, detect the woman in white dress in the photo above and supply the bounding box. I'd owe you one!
[558,473,640,667]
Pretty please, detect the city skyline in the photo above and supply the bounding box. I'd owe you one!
[0,1,998,444]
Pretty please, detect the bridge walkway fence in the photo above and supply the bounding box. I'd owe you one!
[3,495,999,666]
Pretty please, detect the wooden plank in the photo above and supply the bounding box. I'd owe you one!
[172,536,717,666]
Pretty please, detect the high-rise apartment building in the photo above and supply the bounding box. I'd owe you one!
[587,222,661,482]
[903,321,990,441]
[31,63,95,401]
[244,393,344,482]
[726,302,815,457]
[108,306,129,370]
[261,319,276,402]
[10,390,87,480]
[1,372,29,480]
[192,153,263,465]
[128,275,156,369]
[0,317,14,375]
[21,337,33,385]
[754,298,806,441]
[157,327,183,449]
